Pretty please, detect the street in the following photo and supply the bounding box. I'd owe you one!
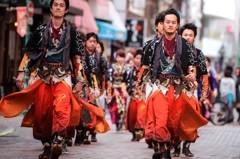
[0,114,240,159]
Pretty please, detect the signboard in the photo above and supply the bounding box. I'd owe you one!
[28,1,34,17]
[97,0,109,19]
[125,19,144,47]
[16,7,27,37]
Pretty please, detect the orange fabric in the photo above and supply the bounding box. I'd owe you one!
[193,66,197,75]
[135,99,146,129]
[179,93,208,142]
[30,71,36,78]
[135,67,144,88]
[121,82,127,92]
[91,74,99,89]
[125,99,137,132]
[145,86,186,145]
[102,75,106,89]
[18,54,28,70]
[202,74,209,95]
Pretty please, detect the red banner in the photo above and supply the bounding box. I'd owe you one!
[16,7,27,38]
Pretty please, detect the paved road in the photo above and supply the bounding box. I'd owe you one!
[0,114,240,159]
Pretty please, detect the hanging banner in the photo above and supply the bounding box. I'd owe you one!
[16,7,27,38]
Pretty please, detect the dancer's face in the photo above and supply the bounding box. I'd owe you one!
[182,29,196,45]
[156,22,164,36]
[134,54,142,67]
[96,43,102,53]
[50,0,68,18]
[86,37,97,53]
[162,14,179,35]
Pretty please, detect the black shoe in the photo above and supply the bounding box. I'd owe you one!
[67,139,72,146]
[160,142,171,159]
[83,130,91,145]
[152,147,161,159]
[91,133,97,142]
[148,144,153,149]
[39,142,51,159]
[182,141,194,157]
[51,135,63,159]
[74,130,83,146]
[62,143,69,154]
[131,132,136,141]
[171,143,181,157]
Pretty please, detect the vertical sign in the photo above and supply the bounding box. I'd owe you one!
[16,7,27,38]
[125,19,144,47]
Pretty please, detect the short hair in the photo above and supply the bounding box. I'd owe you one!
[78,30,86,43]
[134,49,142,58]
[180,23,197,37]
[224,66,233,77]
[86,32,98,43]
[98,41,104,53]
[50,0,69,11]
[163,8,180,24]
[155,11,165,26]
[116,49,125,58]
[205,56,211,63]
[67,20,77,28]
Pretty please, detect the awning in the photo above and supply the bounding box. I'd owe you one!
[96,20,115,40]
[68,0,98,34]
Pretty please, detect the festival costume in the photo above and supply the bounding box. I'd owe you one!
[172,46,209,157]
[0,20,110,159]
[108,63,129,131]
[78,49,109,144]
[139,34,206,159]
[123,66,146,141]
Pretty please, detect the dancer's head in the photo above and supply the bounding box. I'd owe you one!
[180,23,197,45]
[162,8,180,35]
[96,41,104,54]
[116,49,125,65]
[50,0,69,18]
[133,49,142,67]
[155,11,165,36]
[86,32,98,53]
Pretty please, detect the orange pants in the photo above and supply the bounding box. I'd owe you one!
[145,85,185,145]
[126,99,146,132]
[33,82,71,141]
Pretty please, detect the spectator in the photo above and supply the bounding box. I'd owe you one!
[219,66,236,122]
[127,58,134,67]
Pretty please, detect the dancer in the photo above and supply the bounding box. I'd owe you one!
[123,49,146,141]
[171,23,209,157]
[108,49,129,131]
[139,8,198,159]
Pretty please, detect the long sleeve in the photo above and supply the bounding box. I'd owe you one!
[73,55,84,82]
[201,74,209,96]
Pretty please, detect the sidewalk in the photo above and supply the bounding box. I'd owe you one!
[0,115,240,159]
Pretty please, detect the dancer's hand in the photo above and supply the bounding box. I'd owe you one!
[123,91,129,98]
[187,73,196,83]
[95,89,101,98]
[201,94,208,101]
[16,71,25,90]
[73,81,84,95]
[28,78,36,86]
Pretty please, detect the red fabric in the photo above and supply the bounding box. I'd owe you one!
[33,81,71,140]
[51,22,61,41]
[85,87,97,131]
[164,36,176,58]
[135,99,146,129]
[125,99,137,132]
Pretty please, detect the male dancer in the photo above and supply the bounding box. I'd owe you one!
[171,23,209,157]
[139,8,198,159]
[0,0,85,158]
[123,49,146,141]
[81,32,109,144]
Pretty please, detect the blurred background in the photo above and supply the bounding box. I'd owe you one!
[0,0,238,96]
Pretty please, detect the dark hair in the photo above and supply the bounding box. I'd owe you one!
[127,58,134,64]
[50,0,69,10]
[155,11,165,32]
[180,23,197,37]
[67,20,77,28]
[116,49,125,58]
[134,49,142,58]
[86,32,98,43]
[205,56,211,63]
[98,41,104,53]
[163,8,180,24]
[224,66,233,77]
[78,30,86,43]
[176,28,180,34]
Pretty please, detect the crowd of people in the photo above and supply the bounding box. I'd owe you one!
[0,0,239,159]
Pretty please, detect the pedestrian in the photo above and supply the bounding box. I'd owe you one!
[108,49,129,131]
[234,68,240,122]
[219,66,236,122]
